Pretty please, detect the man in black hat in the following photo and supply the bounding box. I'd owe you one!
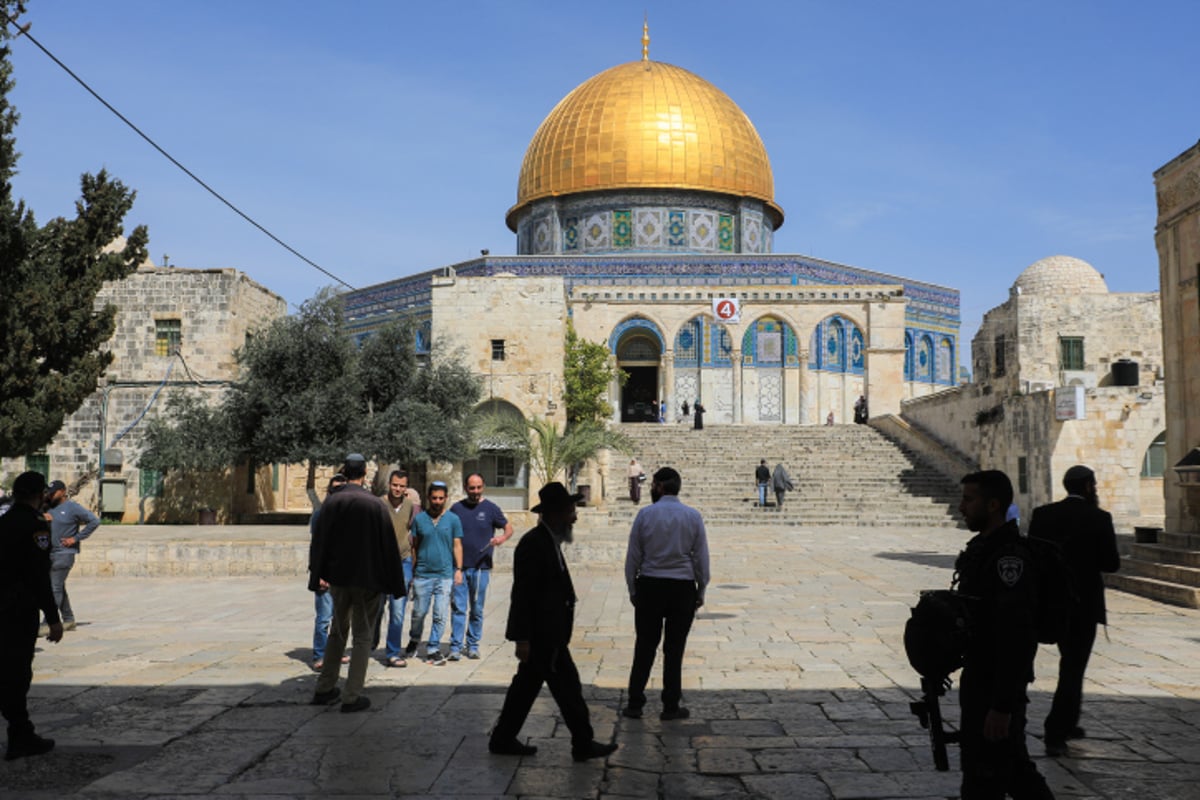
[1028,464,1120,756]
[1,471,63,760]
[489,482,617,762]
[309,454,406,713]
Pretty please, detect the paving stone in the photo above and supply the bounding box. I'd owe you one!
[743,772,834,799]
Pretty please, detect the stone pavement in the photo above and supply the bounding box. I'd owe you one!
[4,523,1200,799]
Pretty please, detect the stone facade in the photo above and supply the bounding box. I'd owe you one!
[901,255,1165,531]
[1155,141,1200,534]
[2,267,287,522]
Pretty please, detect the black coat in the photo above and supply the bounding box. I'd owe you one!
[1028,497,1120,625]
[505,523,576,646]
[308,484,406,596]
[0,504,59,623]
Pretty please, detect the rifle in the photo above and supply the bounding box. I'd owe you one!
[909,674,958,771]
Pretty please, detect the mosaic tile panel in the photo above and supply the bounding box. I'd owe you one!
[718,214,734,252]
[582,213,611,250]
[668,210,686,247]
[613,210,632,248]
[758,372,782,421]
[563,217,579,251]
[634,209,664,248]
[742,212,762,254]
[533,218,554,254]
[691,211,717,251]
[675,373,698,408]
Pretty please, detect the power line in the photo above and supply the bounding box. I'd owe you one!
[3,14,356,291]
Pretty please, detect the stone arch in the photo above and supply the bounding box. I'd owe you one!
[916,334,934,382]
[608,315,666,354]
[1141,429,1167,478]
[466,398,529,499]
[937,337,954,384]
[808,314,863,373]
[741,314,799,367]
[612,318,665,422]
[673,313,732,367]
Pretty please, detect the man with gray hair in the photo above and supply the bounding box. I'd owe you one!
[1029,465,1120,756]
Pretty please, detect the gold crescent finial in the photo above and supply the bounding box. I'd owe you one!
[641,16,650,62]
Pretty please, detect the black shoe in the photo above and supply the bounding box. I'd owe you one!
[489,738,537,756]
[1067,726,1086,740]
[621,705,644,719]
[340,696,371,713]
[5,734,55,761]
[310,687,341,706]
[404,642,419,658]
[571,740,618,762]
[1044,738,1068,757]
[660,706,691,721]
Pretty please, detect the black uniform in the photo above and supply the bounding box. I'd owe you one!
[0,504,60,747]
[954,520,1054,799]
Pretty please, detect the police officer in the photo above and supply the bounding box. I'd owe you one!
[0,471,63,760]
[954,470,1054,799]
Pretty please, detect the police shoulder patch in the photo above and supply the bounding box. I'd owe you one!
[34,532,50,551]
[997,555,1024,587]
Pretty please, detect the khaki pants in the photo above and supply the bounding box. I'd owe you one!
[315,585,380,703]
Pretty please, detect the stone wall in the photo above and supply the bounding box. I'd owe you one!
[901,384,1165,530]
[1,268,286,522]
[1155,141,1200,534]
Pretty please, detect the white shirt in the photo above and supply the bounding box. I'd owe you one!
[625,495,710,601]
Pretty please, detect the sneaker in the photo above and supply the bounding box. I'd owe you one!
[489,738,537,756]
[340,696,371,713]
[571,740,618,762]
[62,620,77,631]
[427,651,446,666]
[310,687,341,706]
[404,641,419,658]
[467,649,481,660]
[5,733,55,761]
[447,650,462,662]
[660,707,691,721]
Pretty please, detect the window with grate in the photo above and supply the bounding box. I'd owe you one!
[155,319,182,356]
[1142,432,1167,478]
[140,468,164,497]
[491,339,506,361]
[25,453,49,478]
[1059,337,1084,371]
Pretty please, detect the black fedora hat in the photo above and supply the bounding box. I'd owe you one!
[530,481,583,513]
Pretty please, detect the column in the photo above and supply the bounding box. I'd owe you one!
[662,348,675,422]
[731,353,743,424]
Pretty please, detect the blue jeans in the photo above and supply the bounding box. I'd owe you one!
[757,482,768,507]
[409,575,452,656]
[450,567,491,654]
[313,590,333,662]
[384,558,414,659]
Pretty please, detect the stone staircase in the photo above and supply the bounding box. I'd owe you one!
[578,423,964,532]
[1107,531,1200,608]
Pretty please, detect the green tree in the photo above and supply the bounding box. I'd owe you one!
[0,5,149,456]
[139,391,232,474]
[563,320,621,426]
[479,414,630,488]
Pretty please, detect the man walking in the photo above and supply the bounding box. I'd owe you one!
[378,470,415,668]
[1029,465,1120,756]
[755,459,770,508]
[628,458,646,504]
[489,482,617,762]
[954,470,1054,799]
[309,454,406,713]
[1,472,63,760]
[622,467,709,721]
[406,480,463,665]
[43,479,100,632]
[449,473,512,661]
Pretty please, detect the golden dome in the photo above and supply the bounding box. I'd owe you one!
[507,59,782,231]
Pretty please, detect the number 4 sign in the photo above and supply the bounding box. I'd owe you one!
[713,297,741,323]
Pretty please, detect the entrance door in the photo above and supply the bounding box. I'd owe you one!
[617,332,662,422]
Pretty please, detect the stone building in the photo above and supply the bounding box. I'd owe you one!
[1155,140,1200,535]
[344,37,961,509]
[1,264,287,522]
[897,255,1165,530]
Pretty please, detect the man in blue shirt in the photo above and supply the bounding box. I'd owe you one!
[43,480,101,632]
[623,467,710,721]
[448,473,513,661]
[406,481,463,666]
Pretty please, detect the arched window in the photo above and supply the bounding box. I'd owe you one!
[904,332,914,380]
[468,400,528,490]
[937,338,953,383]
[1142,431,1167,478]
[675,317,703,366]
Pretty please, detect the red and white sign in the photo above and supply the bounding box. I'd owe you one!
[713,297,741,323]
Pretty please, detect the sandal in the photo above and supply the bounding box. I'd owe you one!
[386,656,407,668]
[312,659,324,671]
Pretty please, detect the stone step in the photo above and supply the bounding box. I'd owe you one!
[1119,558,1200,588]
[1128,543,1200,568]
[1106,572,1200,609]
[1160,532,1200,550]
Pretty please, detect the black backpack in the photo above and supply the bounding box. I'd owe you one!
[904,589,977,680]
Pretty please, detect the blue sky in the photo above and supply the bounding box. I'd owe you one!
[8,1,1198,363]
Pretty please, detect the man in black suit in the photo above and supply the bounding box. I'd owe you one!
[489,482,617,762]
[1028,464,1120,756]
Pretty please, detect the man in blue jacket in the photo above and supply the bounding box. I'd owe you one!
[43,480,100,632]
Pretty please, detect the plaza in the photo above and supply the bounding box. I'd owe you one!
[4,520,1198,799]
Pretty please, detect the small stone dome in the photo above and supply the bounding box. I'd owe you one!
[1012,255,1108,295]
